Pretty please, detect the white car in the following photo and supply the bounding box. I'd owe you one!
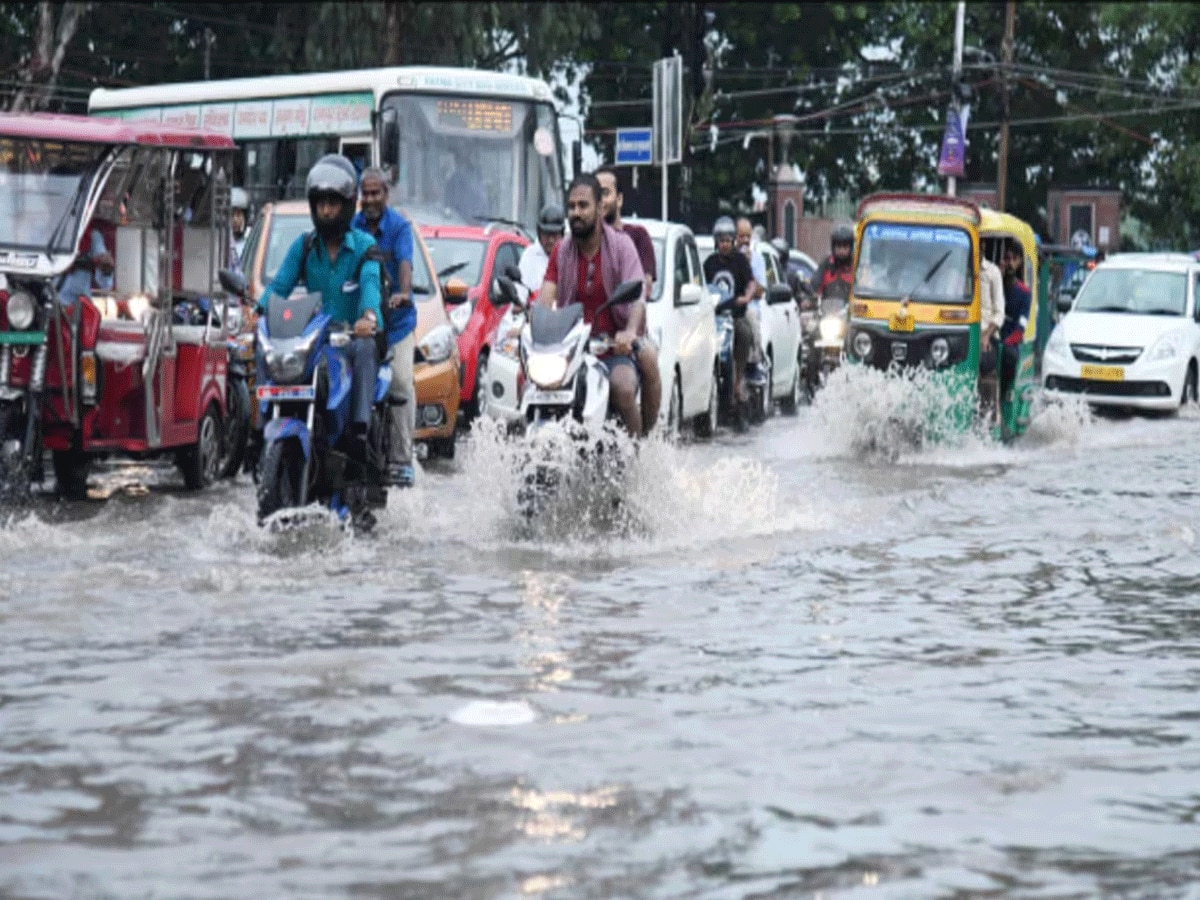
[1042,253,1200,411]
[482,221,720,438]
[696,235,804,416]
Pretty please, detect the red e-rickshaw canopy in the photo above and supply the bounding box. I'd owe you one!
[0,112,236,150]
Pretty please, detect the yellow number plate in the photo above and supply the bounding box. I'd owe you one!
[889,311,915,332]
[1081,364,1124,382]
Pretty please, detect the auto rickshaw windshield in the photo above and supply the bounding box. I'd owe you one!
[854,222,974,304]
[0,137,108,253]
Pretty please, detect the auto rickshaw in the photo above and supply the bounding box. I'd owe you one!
[843,193,1038,442]
[0,112,248,500]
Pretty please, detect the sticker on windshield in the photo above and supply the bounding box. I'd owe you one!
[0,251,39,269]
[534,127,554,157]
[864,223,970,247]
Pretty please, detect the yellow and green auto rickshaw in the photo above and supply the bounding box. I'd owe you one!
[844,193,1038,441]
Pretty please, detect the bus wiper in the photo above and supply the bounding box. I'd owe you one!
[902,250,952,302]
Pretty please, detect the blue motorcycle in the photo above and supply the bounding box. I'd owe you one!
[710,274,748,432]
[244,280,391,528]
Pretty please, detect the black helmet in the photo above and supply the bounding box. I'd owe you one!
[831,223,854,250]
[307,154,358,237]
[537,203,565,234]
[713,216,736,240]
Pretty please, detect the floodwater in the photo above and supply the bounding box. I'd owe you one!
[2,369,1200,899]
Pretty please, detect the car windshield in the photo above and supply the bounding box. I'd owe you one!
[0,137,109,253]
[423,237,488,287]
[1073,269,1188,316]
[854,222,974,303]
[263,212,311,284]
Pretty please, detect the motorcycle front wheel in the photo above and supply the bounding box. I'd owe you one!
[257,437,306,523]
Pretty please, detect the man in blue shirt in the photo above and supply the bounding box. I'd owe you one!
[57,225,114,306]
[259,155,382,452]
[352,167,418,487]
[1000,240,1032,402]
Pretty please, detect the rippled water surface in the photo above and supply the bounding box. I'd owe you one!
[3,377,1200,898]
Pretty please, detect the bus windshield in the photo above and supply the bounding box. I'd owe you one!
[0,138,108,254]
[854,222,974,304]
[383,93,563,234]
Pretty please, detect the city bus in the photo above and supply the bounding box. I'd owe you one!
[88,67,569,232]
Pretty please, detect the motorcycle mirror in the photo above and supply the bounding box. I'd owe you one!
[609,279,643,307]
[219,268,247,298]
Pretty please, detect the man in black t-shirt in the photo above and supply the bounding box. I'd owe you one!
[704,217,756,413]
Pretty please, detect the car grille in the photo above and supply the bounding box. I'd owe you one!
[1045,375,1171,397]
[1070,344,1142,364]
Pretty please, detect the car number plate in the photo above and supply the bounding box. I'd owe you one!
[891,342,907,362]
[257,384,315,401]
[888,311,915,332]
[1081,364,1124,382]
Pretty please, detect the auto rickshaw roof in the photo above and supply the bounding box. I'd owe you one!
[979,208,1037,256]
[0,112,235,149]
[856,192,981,226]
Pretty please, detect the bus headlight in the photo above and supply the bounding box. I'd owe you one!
[852,330,872,359]
[6,290,36,331]
[930,336,950,366]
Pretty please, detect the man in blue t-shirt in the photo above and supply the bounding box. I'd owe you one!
[352,167,418,487]
[259,155,382,455]
[1000,240,1032,402]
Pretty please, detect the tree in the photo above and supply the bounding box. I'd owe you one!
[6,1,88,111]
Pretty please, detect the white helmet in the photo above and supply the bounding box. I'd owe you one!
[230,187,249,211]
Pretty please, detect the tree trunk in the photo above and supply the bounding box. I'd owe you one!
[383,1,416,66]
[9,2,88,112]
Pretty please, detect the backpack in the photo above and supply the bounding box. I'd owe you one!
[297,230,393,299]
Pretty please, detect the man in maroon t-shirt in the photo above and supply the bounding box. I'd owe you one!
[595,165,662,434]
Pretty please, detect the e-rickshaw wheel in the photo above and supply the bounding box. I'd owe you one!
[218,378,251,480]
[178,402,223,491]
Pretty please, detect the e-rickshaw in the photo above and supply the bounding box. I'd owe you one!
[843,193,1038,441]
[0,112,247,500]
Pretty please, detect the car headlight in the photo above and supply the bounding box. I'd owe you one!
[819,315,843,342]
[1148,333,1181,362]
[6,290,36,331]
[852,330,872,359]
[526,352,568,389]
[1046,324,1068,356]
[449,300,474,335]
[418,324,456,364]
[930,336,950,366]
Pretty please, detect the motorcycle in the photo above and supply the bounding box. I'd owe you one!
[802,279,850,397]
[709,272,758,433]
[230,270,392,529]
[487,274,643,519]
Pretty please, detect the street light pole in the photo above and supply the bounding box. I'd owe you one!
[947,1,965,197]
[997,0,1016,211]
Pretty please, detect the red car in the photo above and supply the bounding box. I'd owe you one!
[420,224,529,421]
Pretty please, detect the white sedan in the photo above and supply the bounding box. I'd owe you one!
[1042,253,1200,411]
[481,221,720,439]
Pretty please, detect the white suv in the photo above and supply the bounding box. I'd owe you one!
[1042,253,1200,411]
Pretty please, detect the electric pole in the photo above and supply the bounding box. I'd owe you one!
[996,0,1016,212]
[203,28,214,80]
[947,1,965,197]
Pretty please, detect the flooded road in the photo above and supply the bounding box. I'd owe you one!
[2,377,1199,898]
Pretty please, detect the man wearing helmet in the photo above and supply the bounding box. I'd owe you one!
[813,223,856,298]
[258,154,383,458]
[703,217,756,428]
[230,187,250,262]
[519,203,565,295]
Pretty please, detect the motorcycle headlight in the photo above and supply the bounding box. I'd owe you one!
[418,324,456,364]
[267,348,307,383]
[819,315,843,342]
[930,336,950,366]
[852,330,872,359]
[449,300,474,335]
[1148,332,1180,362]
[6,290,36,331]
[526,352,568,389]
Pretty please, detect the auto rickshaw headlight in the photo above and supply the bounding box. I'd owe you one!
[930,336,950,366]
[6,290,36,331]
[852,330,872,359]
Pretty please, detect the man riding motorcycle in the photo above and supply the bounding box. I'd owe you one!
[812,223,855,298]
[703,217,756,426]
[256,154,382,462]
[539,173,647,438]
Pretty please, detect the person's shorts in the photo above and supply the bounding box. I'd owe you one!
[600,353,640,384]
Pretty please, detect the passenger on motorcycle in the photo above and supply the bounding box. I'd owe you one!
[257,154,383,460]
[735,217,768,384]
[813,223,855,298]
[539,173,647,438]
[519,202,565,294]
[595,165,662,436]
[704,217,756,411]
[230,187,250,267]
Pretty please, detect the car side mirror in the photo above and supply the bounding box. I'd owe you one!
[504,264,523,283]
[443,276,470,305]
[767,283,794,304]
[677,283,703,306]
[1056,294,1074,313]
[489,275,522,310]
[219,268,247,299]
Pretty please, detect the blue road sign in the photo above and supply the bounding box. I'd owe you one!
[615,127,653,166]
